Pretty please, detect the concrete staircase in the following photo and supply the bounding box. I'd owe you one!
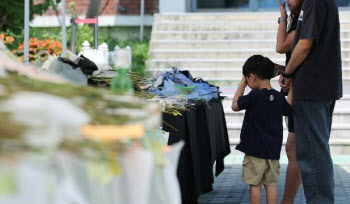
[147,12,350,146]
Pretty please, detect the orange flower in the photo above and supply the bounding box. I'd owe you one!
[0,33,5,41]
[30,42,38,48]
[11,49,17,54]
[18,44,24,50]
[14,38,62,59]
[5,36,15,44]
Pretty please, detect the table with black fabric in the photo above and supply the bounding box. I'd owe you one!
[162,98,231,204]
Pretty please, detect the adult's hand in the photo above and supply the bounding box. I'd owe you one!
[279,75,290,89]
[281,76,292,89]
[277,0,287,19]
[282,87,290,93]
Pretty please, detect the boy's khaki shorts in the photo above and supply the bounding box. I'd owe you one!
[242,155,280,186]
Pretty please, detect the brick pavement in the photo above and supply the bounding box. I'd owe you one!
[198,155,350,204]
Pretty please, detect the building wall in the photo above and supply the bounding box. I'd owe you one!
[160,0,191,13]
[33,0,159,16]
[120,0,159,15]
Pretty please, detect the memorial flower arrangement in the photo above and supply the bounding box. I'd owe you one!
[0,45,164,177]
[0,36,182,204]
[0,74,167,181]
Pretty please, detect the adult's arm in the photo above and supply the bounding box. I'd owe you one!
[276,30,296,54]
[276,0,295,53]
[281,39,313,88]
[287,82,294,106]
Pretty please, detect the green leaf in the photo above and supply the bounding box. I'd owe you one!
[1,0,60,34]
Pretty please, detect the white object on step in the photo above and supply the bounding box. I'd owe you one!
[114,46,132,69]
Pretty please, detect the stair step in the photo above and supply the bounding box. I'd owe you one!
[146,58,350,69]
[147,67,350,78]
[150,39,277,49]
[227,123,350,130]
[147,58,283,68]
[149,48,350,59]
[150,49,283,59]
[151,30,277,40]
[155,21,279,32]
[224,109,350,125]
[150,39,350,49]
[154,21,350,32]
[151,30,350,41]
[229,138,350,146]
[221,95,350,110]
[154,12,350,22]
[227,124,350,143]
[147,67,242,79]
[154,13,284,22]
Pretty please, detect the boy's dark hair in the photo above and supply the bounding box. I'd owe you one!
[243,55,275,79]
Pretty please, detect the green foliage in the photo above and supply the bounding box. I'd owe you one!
[98,27,121,49]
[129,41,149,77]
[30,27,61,41]
[0,0,61,35]
[68,24,94,51]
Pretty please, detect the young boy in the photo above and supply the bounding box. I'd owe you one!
[231,55,292,204]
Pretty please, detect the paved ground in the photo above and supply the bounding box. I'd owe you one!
[198,154,350,204]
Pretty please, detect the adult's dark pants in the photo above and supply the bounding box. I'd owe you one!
[294,100,336,204]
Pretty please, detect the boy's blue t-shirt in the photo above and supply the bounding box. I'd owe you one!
[236,88,291,160]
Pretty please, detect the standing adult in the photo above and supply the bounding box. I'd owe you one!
[275,0,303,203]
[280,0,343,203]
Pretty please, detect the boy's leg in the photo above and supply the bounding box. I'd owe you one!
[242,155,267,185]
[280,132,302,204]
[262,160,280,204]
[264,184,278,204]
[242,155,268,204]
[250,182,262,204]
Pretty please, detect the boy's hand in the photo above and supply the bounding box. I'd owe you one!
[232,76,247,112]
[240,76,247,87]
[274,64,286,76]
